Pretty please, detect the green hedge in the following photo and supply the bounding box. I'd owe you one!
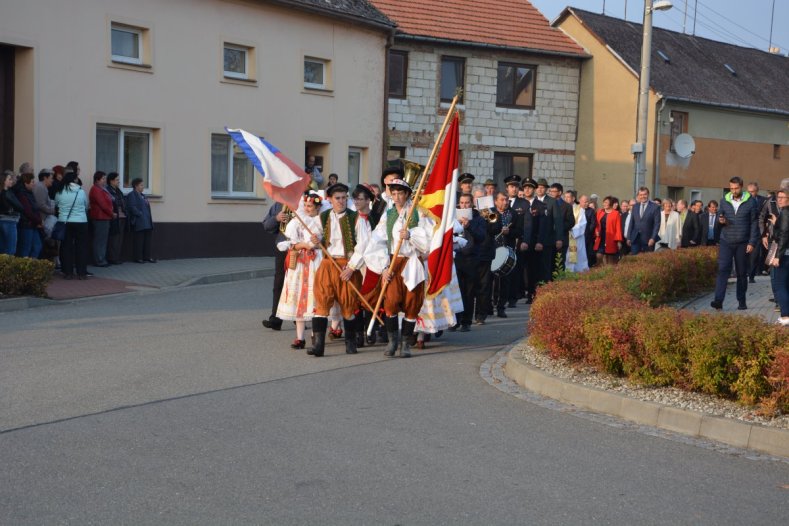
[0,254,54,298]
[529,248,789,415]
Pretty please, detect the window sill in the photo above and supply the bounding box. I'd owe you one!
[495,105,535,113]
[210,196,267,204]
[221,77,258,87]
[109,60,153,73]
[302,87,334,97]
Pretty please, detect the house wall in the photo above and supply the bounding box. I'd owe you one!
[388,43,580,190]
[0,0,387,257]
[558,14,659,201]
[657,103,789,202]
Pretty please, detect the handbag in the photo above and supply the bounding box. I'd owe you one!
[51,190,80,241]
[765,241,779,266]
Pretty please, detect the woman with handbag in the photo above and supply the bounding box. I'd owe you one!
[54,171,89,279]
[275,193,323,349]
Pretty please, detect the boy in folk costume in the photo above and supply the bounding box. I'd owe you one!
[276,192,324,349]
[364,179,435,358]
[308,183,372,357]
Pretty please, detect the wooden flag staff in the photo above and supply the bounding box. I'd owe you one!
[366,91,462,336]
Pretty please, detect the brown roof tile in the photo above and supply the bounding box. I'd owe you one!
[371,0,586,56]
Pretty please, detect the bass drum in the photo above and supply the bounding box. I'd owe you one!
[491,246,517,277]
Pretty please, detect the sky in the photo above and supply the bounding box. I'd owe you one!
[531,0,789,55]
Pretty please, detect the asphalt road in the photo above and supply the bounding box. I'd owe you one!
[1,278,787,524]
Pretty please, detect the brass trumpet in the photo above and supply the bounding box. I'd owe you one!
[479,208,499,223]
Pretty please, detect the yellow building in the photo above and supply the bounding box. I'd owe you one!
[555,8,789,204]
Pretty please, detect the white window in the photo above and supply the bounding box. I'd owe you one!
[96,125,152,191]
[223,44,248,80]
[304,58,327,90]
[347,148,364,187]
[211,134,254,197]
[111,25,143,65]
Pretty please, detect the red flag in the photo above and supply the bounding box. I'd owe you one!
[421,115,459,298]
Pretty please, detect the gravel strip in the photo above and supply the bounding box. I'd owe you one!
[517,342,789,430]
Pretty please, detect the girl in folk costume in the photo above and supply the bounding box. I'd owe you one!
[276,193,324,349]
[363,179,435,358]
[566,202,589,272]
[414,219,465,347]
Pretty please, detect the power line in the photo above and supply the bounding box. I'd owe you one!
[695,0,788,51]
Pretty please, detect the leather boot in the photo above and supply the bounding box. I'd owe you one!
[344,318,358,354]
[400,319,416,358]
[308,317,327,357]
[378,313,389,344]
[355,313,366,348]
[383,316,400,357]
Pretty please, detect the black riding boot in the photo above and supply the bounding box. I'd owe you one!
[400,319,416,358]
[344,318,358,354]
[383,316,400,357]
[308,317,328,357]
[355,313,366,348]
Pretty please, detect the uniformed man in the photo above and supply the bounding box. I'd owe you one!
[456,172,475,204]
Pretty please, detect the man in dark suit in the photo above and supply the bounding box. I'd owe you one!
[627,186,661,255]
[619,198,632,256]
[581,195,597,266]
[534,178,563,282]
[701,200,722,246]
[678,199,702,248]
[504,174,528,306]
[261,201,287,330]
[520,177,542,303]
[548,182,576,274]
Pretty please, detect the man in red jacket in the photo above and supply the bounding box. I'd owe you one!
[88,171,114,267]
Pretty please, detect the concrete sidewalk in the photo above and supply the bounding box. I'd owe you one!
[0,257,276,310]
[681,273,780,324]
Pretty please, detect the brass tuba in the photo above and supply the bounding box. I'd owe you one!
[401,159,424,188]
[279,204,294,233]
[479,208,499,223]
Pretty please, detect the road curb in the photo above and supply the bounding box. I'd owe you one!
[178,268,275,287]
[0,267,276,312]
[504,348,789,459]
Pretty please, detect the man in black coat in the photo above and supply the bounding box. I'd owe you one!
[454,193,487,330]
[747,182,768,281]
[261,201,288,330]
[678,199,702,248]
[520,177,542,303]
[534,178,562,282]
[504,174,528,306]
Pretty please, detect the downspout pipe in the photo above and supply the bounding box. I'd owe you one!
[654,96,666,197]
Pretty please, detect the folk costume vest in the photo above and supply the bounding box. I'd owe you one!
[385,206,419,253]
[320,209,358,258]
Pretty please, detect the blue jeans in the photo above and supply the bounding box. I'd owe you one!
[774,254,789,317]
[714,239,749,304]
[17,227,42,258]
[0,219,18,255]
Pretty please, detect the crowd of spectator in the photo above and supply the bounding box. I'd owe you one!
[0,161,156,280]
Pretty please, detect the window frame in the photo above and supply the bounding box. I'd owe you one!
[304,57,328,90]
[210,133,256,198]
[496,62,537,109]
[111,24,143,65]
[669,111,689,153]
[223,43,249,80]
[388,50,408,99]
[95,124,153,193]
[492,152,534,189]
[440,56,465,104]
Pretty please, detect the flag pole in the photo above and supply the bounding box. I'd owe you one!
[366,92,461,336]
[289,211,385,326]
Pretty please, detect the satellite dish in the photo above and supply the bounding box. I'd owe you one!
[673,133,695,158]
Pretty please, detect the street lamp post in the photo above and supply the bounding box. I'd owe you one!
[633,0,672,196]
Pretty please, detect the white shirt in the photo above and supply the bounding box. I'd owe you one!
[325,209,371,270]
[730,194,743,213]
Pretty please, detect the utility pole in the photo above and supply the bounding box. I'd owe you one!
[692,0,698,35]
[682,0,688,33]
[769,0,776,51]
